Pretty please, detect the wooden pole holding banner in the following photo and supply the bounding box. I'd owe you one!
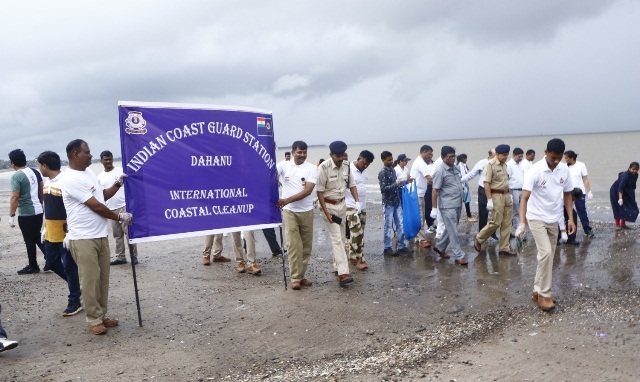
[129,243,143,327]
[279,226,287,290]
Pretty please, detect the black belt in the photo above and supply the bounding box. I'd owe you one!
[511,188,522,191]
[324,198,345,205]
[490,189,510,194]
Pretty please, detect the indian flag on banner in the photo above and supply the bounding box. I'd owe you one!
[257,117,273,136]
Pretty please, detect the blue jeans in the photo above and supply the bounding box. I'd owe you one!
[384,204,406,250]
[0,304,6,338]
[44,241,81,303]
[574,197,591,232]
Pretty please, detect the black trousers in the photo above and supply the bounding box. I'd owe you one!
[424,184,435,227]
[262,228,282,254]
[17,214,45,267]
[478,186,488,232]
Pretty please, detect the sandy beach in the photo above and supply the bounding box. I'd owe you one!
[1,187,639,381]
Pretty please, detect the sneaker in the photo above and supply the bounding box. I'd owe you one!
[202,256,211,266]
[103,317,119,327]
[89,323,107,335]
[62,301,83,317]
[43,263,52,272]
[247,264,262,276]
[584,229,595,238]
[426,226,437,234]
[0,338,19,353]
[17,265,40,275]
[396,247,414,255]
[131,256,138,265]
[383,248,396,256]
[212,256,231,263]
[110,259,127,266]
[236,262,246,273]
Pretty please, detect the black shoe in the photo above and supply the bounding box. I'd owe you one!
[383,248,396,256]
[110,259,128,265]
[272,249,283,257]
[62,301,83,317]
[396,247,414,256]
[565,240,580,246]
[585,229,595,238]
[43,263,52,272]
[131,256,139,265]
[17,265,40,275]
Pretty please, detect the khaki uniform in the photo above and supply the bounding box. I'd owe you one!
[316,160,355,276]
[477,157,513,252]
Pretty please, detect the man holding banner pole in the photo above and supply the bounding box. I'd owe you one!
[62,139,133,335]
[316,141,359,286]
[277,141,317,290]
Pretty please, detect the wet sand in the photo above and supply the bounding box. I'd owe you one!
[1,194,639,381]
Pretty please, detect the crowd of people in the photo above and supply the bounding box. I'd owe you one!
[2,137,638,348]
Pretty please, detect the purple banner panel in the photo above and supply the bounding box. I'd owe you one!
[118,101,281,243]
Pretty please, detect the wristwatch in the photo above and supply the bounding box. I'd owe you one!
[10,213,15,217]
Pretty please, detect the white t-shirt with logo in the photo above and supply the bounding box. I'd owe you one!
[523,159,573,224]
[568,160,588,194]
[277,160,317,213]
[345,161,368,209]
[62,168,109,240]
[97,167,125,210]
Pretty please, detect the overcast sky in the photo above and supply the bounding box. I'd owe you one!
[1,0,639,158]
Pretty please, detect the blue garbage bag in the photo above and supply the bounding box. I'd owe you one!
[402,183,421,240]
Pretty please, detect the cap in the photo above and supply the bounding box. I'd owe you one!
[495,144,510,154]
[329,140,348,155]
[397,154,411,162]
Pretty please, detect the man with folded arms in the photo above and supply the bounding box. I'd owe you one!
[474,144,516,256]
[516,138,575,311]
[316,141,359,286]
[62,139,133,335]
[277,141,317,290]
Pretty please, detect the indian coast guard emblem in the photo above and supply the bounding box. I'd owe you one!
[125,111,147,135]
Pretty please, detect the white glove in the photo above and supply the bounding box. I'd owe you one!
[515,223,526,239]
[618,199,624,206]
[115,174,128,187]
[41,228,46,243]
[430,207,438,219]
[119,212,133,225]
[559,232,568,243]
[486,199,494,211]
[587,191,593,200]
[63,236,70,249]
[8,216,15,227]
[355,201,362,214]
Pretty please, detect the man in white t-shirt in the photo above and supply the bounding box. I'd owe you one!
[345,150,374,271]
[521,149,536,172]
[462,149,496,235]
[409,145,434,248]
[507,147,525,236]
[563,150,594,241]
[62,139,133,335]
[276,141,317,290]
[516,138,574,312]
[97,150,138,266]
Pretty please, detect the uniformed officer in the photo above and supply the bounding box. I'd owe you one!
[316,141,360,286]
[474,144,516,255]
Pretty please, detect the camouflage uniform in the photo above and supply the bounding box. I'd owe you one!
[346,209,366,261]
